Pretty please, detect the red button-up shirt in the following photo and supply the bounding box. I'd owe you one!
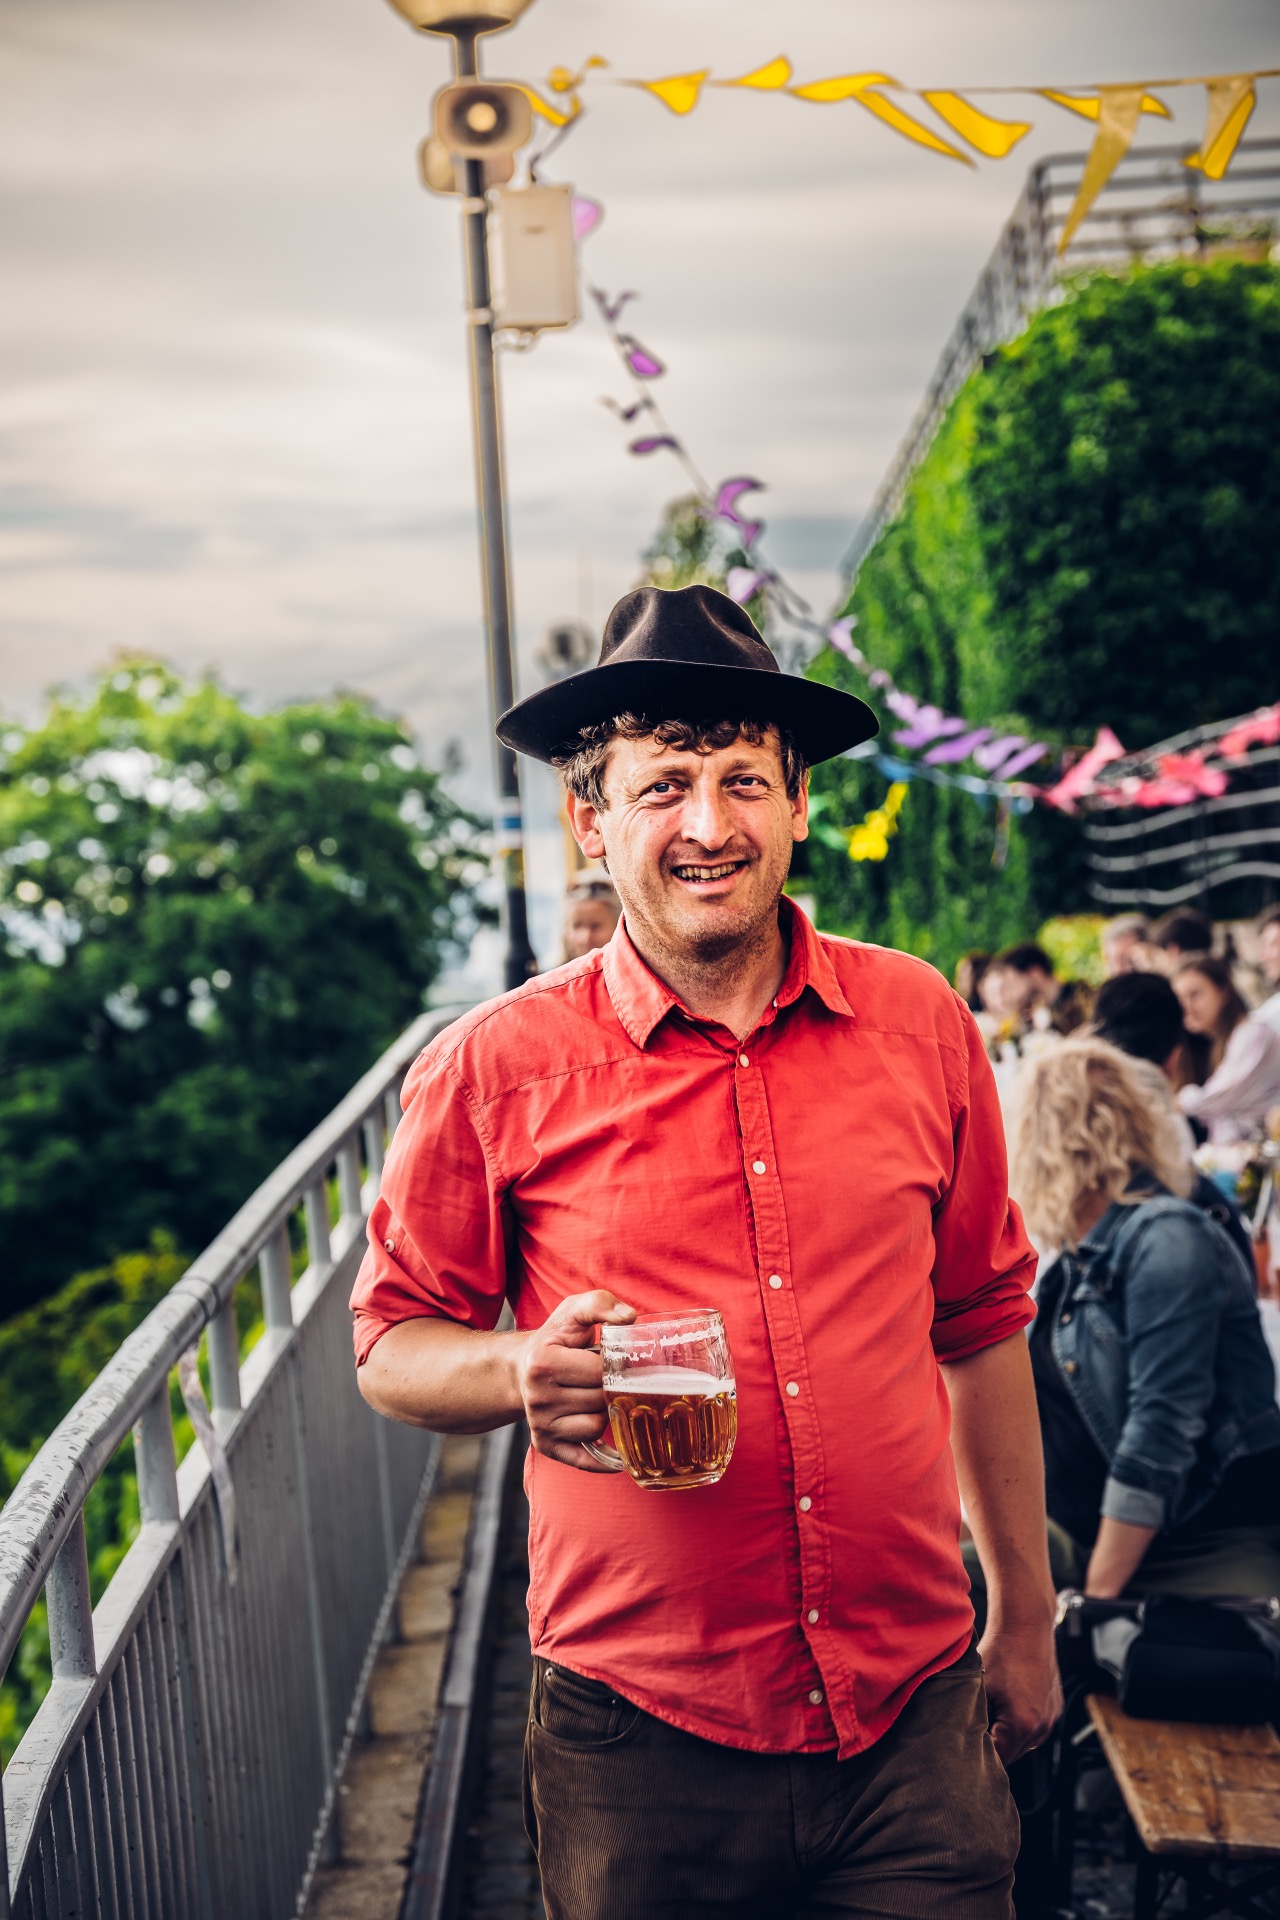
[351,904,1035,1759]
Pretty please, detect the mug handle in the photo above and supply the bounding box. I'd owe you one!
[581,1435,626,1472]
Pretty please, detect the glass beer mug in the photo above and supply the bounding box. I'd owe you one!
[583,1309,737,1491]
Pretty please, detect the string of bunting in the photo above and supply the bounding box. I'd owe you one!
[563,146,1277,831]
[527,57,1276,254]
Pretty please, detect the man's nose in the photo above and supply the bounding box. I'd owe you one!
[680,783,734,851]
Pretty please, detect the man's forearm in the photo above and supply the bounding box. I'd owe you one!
[1086,1516,1158,1598]
[941,1333,1055,1629]
[357,1317,527,1432]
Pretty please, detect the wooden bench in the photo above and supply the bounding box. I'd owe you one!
[1086,1693,1280,1920]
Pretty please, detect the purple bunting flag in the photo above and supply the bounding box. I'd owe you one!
[726,566,771,604]
[602,397,655,421]
[629,435,681,456]
[619,335,665,379]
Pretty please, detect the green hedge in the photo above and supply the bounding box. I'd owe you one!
[808,257,1280,975]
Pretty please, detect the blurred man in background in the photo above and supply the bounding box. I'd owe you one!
[562,875,621,960]
[1102,914,1150,977]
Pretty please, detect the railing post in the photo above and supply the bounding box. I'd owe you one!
[305,1178,332,1273]
[337,1137,363,1226]
[207,1295,242,1437]
[259,1225,294,1331]
[135,1384,180,1526]
[47,1511,95,1684]
[362,1113,385,1198]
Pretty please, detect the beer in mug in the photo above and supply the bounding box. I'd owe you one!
[583,1309,736,1491]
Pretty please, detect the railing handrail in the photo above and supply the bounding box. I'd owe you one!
[840,136,1280,583]
[0,1003,464,1686]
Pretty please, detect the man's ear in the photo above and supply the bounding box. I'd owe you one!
[566,790,606,862]
[790,771,810,844]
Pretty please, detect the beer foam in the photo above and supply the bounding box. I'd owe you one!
[605,1369,734,1397]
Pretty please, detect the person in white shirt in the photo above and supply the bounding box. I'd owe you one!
[1175,954,1280,1144]
[1256,908,1280,1037]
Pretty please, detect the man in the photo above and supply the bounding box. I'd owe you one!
[995,942,1092,1036]
[1150,907,1214,971]
[353,586,1059,1919]
[562,873,621,960]
[1102,913,1149,978]
[1256,906,1280,1035]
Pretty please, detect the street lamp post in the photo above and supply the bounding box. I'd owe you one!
[385,0,539,990]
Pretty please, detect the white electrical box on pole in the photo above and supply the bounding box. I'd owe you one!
[490,185,580,333]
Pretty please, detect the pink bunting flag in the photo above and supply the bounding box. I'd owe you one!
[993,741,1049,780]
[1216,703,1280,759]
[572,196,604,241]
[1041,726,1127,813]
[592,288,636,325]
[892,709,969,750]
[726,567,771,604]
[825,617,858,659]
[602,397,654,421]
[628,434,681,456]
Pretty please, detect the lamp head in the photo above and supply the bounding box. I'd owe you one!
[384,0,534,33]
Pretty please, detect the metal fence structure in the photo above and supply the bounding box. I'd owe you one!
[1081,721,1280,914]
[0,1005,467,1920]
[841,137,1280,581]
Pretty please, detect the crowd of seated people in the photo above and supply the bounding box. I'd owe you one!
[958,905,1280,1632]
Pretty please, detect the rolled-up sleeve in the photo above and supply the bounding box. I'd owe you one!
[930,1002,1037,1363]
[350,1046,513,1366]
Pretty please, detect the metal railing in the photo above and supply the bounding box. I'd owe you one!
[0,1004,467,1920]
[841,137,1280,580]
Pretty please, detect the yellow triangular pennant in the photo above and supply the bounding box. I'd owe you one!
[1058,85,1148,252]
[1040,89,1170,122]
[921,91,1032,158]
[719,56,792,92]
[633,70,710,116]
[516,84,573,127]
[792,73,972,164]
[1185,75,1256,180]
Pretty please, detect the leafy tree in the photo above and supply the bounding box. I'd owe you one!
[808,258,1280,970]
[0,661,488,1311]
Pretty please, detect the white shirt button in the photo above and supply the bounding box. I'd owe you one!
[808,1689,824,1706]
[807,1609,820,1624]
[739,1053,750,1067]
[752,1159,766,1175]
[798,1496,812,1512]
[383,1237,395,1252]
[785,1381,799,1397]
[768,1274,783,1290]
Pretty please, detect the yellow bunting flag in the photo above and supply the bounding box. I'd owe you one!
[720,55,793,92]
[1186,75,1257,179]
[791,73,972,164]
[517,84,575,127]
[1057,85,1155,252]
[633,70,711,115]
[846,784,909,862]
[547,57,608,94]
[1039,89,1171,123]
[921,91,1032,158]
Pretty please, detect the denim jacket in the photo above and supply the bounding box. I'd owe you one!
[1046,1191,1280,1532]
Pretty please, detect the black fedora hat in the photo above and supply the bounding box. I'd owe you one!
[496,584,878,766]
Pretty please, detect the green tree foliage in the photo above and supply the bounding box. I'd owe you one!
[0,661,488,1311]
[0,1240,187,1763]
[809,258,1280,972]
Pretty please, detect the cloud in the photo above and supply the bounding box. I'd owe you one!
[2,0,1276,972]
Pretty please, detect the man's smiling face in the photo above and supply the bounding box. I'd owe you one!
[566,726,808,965]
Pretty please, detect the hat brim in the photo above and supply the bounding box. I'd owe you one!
[497,660,878,767]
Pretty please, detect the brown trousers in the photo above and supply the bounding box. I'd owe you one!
[523,1647,1018,1920]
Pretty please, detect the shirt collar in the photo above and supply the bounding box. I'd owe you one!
[602,896,854,1051]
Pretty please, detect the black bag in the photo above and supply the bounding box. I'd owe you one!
[1118,1594,1280,1724]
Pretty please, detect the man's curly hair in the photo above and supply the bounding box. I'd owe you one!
[553,715,807,811]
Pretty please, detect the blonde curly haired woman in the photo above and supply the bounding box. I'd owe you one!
[1005,1039,1280,1605]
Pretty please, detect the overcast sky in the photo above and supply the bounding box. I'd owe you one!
[2,0,1276,974]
